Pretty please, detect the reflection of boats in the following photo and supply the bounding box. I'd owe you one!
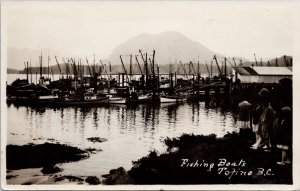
[160,95,186,103]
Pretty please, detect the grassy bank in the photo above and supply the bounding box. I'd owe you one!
[127,132,292,184]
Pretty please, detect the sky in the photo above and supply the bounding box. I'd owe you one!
[1,1,297,65]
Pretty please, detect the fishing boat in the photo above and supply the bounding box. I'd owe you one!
[160,94,186,103]
[108,95,127,104]
[6,89,35,106]
[107,87,129,104]
[126,93,151,105]
[7,93,59,107]
[49,93,109,107]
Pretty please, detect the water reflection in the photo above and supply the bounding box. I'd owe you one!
[7,102,237,177]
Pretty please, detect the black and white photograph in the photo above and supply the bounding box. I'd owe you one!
[1,1,300,190]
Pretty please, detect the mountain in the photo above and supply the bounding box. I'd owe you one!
[7,68,20,74]
[108,31,238,66]
[241,55,292,67]
[7,31,291,75]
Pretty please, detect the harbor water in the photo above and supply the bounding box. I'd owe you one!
[6,74,238,180]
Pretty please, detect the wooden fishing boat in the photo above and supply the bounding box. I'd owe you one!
[108,95,127,104]
[160,94,186,103]
[126,94,151,105]
[49,96,109,107]
[7,94,59,107]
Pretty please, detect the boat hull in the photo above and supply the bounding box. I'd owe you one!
[109,97,127,104]
[49,97,109,107]
[7,96,59,107]
[160,96,186,103]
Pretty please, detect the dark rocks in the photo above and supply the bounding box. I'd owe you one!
[6,175,17,180]
[85,176,101,185]
[6,142,88,170]
[87,137,107,143]
[85,148,102,154]
[46,138,57,142]
[22,181,32,185]
[127,132,292,184]
[54,175,84,183]
[41,165,62,174]
[102,167,134,184]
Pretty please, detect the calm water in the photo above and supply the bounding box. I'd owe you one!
[6,74,238,179]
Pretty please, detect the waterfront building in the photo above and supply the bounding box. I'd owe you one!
[231,66,292,83]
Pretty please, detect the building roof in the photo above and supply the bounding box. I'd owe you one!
[252,67,292,76]
[233,66,292,76]
[233,67,257,75]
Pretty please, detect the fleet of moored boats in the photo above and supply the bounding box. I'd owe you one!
[7,50,228,107]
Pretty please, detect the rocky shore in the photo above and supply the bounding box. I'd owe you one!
[104,132,292,184]
[7,143,89,170]
[6,133,292,185]
[6,142,102,185]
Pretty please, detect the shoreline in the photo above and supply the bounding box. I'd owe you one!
[6,142,102,185]
[104,131,292,184]
[6,131,292,185]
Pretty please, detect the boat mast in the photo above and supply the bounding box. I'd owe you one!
[197,59,200,85]
[129,54,133,81]
[135,55,143,74]
[197,59,200,77]
[48,52,50,79]
[119,55,129,84]
[93,54,96,76]
[205,61,210,78]
[55,56,62,78]
[85,57,92,77]
[108,62,111,93]
[284,55,288,66]
[40,52,43,80]
[254,53,258,66]
[152,49,155,77]
[30,58,32,84]
[232,57,237,67]
[210,60,213,78]
[24,62,28,82]
[139,49,148,88]
[224,57,227,77]
[213,55,222,77]
[179,61,188,79]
